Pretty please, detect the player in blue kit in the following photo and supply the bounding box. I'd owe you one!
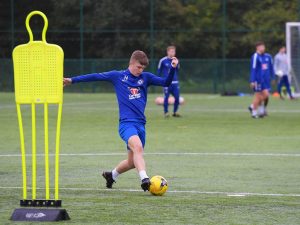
[157,46,181,117]
[63,50,178,191]
[249,42,275,118]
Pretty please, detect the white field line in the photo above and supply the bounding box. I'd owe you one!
[0,152,300,157]
[0,186,299,197]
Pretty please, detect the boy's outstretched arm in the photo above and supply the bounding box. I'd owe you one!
[63,71,116,87]
[149,57,178,87]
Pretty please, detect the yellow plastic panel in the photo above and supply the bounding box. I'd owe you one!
[13,11,64,201]
[13,11,64,104]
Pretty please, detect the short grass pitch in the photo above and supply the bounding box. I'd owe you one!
[0,93,299,224]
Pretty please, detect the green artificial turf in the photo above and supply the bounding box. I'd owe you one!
[0,92,299,224]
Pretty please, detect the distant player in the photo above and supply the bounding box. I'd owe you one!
[64,50,179,191]
[274,46,294,99]
[157,46,181,117]
[248,42,275,118]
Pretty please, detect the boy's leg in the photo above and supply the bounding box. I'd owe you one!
[251,82,268,118]
[252,94,259,109]
[127,135,147,176]
[251,92,262,118]
[172,84,180,116]
[264,96,269,107]
[102,152,134,188]
[115,150,135,175]
[128,135,150,191]
[259,89,269,116]
[103,123,150,191]
[261,95,269,116]
[249,82,258,116]
[262,89,269,101]
[262,80,270,112]
[163,87,170,116]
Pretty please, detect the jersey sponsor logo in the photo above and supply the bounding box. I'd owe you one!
[137,79,144,85]
[128,87,141,100]
[262,63,268,70]
[122,75,128,82]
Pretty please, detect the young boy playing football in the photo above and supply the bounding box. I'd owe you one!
[63,50,178,191]
[157,45,181,117]
[249,42,274,118]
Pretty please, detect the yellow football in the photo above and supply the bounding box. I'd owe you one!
[149,175,168,196]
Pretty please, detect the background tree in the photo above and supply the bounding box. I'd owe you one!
[1,0,299,59]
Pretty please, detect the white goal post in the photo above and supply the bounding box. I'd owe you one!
[286,22,300,93]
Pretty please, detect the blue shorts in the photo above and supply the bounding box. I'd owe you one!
[119,121,146,150]
[164,83,180,96]
[253,82,268,92]
[264,81,271,91]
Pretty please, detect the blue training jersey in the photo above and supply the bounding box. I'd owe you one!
[250,52,275,84]
[157,57,179,83]
[71,68,175,124]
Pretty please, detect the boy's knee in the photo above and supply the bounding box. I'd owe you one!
[128,135,144,154]
[132,144,143,154]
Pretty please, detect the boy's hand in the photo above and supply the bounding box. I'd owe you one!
[63,78,72,87]
[171,57,179,68]
[250,82,255,89]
